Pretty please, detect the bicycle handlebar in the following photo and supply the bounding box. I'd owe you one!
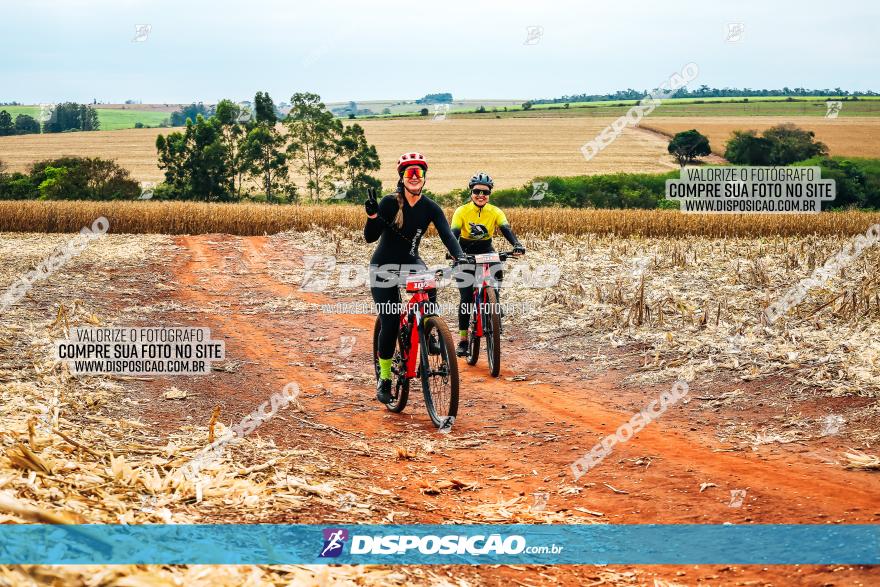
[444,251,519,264]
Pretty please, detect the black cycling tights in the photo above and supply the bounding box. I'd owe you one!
[372,281,439,360]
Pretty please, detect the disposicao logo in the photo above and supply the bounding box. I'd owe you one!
[349,534,527,555]
[319,528,349,558]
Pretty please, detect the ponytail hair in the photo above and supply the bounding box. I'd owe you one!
[394,179,405,229]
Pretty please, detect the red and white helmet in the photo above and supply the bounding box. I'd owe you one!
[397,152,428,173]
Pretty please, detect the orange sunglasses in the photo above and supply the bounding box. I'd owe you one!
[402,166,425,180]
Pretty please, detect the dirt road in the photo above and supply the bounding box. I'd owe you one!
[129,233,879,585]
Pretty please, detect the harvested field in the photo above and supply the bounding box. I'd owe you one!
[0,128,174,182]
[1,201,879,238]
[0,118,676,193]
[3,116,877,192]
[353,118,674,191]
[644,116,880,158]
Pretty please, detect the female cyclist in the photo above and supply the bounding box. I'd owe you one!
[450,172,525,357]
[364,152,467,404]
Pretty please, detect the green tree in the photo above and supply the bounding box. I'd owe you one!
[242,124,290,203]
[762,123,828,165]
[337,123,380,200]
[724,125,829,165]
[28,157,140,200]
[214,99,251,198]
[416,93,453,104]
[254,91,278,125]
[80,104,99,130]
[37,166,69,199]
[43,104,73,133]
[808,158,871,209]
[667,129,711,166]
[522,101,533,110]
[284,92,343,201]
[15,114,40,134]
[170,103,212,126]
[419,108,429,116]
[724,130,773,165]
[0,110,13,136]
[0,172,36,199]
[156,115,233,202]
[41,102,99,133]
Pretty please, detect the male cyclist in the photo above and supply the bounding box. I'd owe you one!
[364,152,467,404]
[450,172,525,357]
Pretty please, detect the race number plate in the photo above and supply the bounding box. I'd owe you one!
[405,272,437,292]
[473,253,501,263]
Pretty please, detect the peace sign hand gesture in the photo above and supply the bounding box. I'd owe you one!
[364,188,379,218]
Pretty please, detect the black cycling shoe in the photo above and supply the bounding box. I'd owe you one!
[456,340,469,357]
[376,378,393,404]
[428,333,442,355]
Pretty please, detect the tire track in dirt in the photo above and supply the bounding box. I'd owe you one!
[167,234,880,586]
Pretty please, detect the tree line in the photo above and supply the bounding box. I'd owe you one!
[155,91,380,203]
[535,86,878,105]
[664,124,829,167]
[0,102,100,136]
[0,157,140,200]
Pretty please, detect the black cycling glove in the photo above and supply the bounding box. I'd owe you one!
[364,188,379,217]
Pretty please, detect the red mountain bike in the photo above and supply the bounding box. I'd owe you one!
[457,251,515,377]
[372,271,459,430]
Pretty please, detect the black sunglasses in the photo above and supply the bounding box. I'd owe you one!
[471,188,491,196]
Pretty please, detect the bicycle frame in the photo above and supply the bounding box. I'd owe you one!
[472,263,496,338]
[464,252,512,337]
[400,289,430,378]
[400,270,440,378]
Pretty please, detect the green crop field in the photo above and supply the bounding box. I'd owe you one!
[0,106,170,130]
[369,97,880,120]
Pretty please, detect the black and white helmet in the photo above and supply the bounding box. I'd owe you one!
[468,172,494,190]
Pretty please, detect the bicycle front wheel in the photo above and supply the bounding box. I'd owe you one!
[419,315,459,429]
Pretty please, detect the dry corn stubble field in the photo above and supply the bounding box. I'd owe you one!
[645,116,880,158]
[2,225,880,586]
[0,118,673,193]
[3,201,880,238]
[2,116,880,196]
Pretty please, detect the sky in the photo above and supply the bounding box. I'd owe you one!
[3,0,878,104]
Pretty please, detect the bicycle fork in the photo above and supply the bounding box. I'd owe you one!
[471,264,494,338]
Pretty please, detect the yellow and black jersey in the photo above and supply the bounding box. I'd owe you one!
[451,202,509,239]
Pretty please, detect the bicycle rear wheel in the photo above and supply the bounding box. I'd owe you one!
[484,288,502,377]
[419,315,459,429]
[372,316,409,413]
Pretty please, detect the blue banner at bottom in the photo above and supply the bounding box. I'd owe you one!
[0,524,878,565]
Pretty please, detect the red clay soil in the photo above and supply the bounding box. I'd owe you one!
[124,234,879,586]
